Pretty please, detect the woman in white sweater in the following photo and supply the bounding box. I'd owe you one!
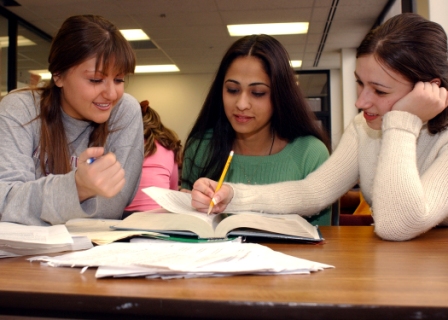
[190,13,448,241]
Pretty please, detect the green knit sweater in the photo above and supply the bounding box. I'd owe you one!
[181,133,331,225]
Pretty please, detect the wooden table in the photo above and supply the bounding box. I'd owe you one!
[1,226,448,320]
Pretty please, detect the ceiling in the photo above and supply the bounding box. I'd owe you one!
[1,0,392,76]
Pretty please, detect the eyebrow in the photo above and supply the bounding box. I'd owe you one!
[85,69,125,77]
[224,79,270,88]
[85,69,106,75]
[354,71,391,89]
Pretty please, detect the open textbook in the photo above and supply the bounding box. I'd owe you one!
[112,187,323,242]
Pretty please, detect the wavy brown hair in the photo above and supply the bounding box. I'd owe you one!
[140,100,182,164]
[357,13,448,134]
[35,15,136,174]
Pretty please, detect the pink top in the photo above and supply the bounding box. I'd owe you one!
[125,141,179,211]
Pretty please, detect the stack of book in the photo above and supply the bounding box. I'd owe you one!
[0,222,92,258]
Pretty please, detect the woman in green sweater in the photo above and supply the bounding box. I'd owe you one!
[181,34,331,225]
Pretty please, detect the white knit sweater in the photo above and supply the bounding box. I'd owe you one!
[226,111,448,241]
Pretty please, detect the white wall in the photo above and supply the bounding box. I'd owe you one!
[330,69,343,148]
[125,73,213,144]
[427,0,448,32]
[382,0,402,22]
[340,48,357,132]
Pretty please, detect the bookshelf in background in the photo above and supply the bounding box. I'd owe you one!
[295,70,331,144]
[296,70,338,225]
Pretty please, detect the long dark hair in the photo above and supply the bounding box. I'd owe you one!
[36,15,136,174]
[182,34,329,189]
[140,100,183,164]
[357,12,448,134]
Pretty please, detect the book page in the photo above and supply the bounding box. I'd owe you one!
[66,218,122,233]
[144,187,281,216]
[114,211,225,239]
[143,187,197,214]
[0,222,73,247]
[66,218,162,245]
[0,236,93,256]
[214,213,320,239]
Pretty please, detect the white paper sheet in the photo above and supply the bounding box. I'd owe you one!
[29,241,334,279]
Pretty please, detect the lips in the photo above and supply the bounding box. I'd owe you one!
[363,111,379,121]
[234,114,253,123]
[94,102,111,111]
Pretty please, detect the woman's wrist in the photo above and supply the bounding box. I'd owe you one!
[225,183,235,205]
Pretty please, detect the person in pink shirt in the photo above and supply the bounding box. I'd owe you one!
[124,100,182,213]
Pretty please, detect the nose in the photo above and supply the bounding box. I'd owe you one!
[355,88,372,110]
[236,92,251,110]
[103,80,119,101]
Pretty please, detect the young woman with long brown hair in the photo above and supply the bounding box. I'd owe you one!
[0,15,143,225]
[182,34,331,225]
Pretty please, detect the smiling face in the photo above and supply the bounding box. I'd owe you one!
[54,56,125,124]
[355,54,413,130]
[222,56,273,139]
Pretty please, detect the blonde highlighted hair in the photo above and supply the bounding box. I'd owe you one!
[140,100,182,164]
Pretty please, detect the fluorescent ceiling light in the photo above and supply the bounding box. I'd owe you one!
[29,70,51,80]
[135,65,180,73]
[227,22,309,36]
[120,29,150,41]
[0,35,36,47]
[290,60,302,68]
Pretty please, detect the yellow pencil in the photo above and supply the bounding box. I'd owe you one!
[207,150,234,215]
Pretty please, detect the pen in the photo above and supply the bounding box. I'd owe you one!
[207,150,234,215]
[86,157,96,164]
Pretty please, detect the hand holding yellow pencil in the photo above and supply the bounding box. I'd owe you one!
[207,150,234,215]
